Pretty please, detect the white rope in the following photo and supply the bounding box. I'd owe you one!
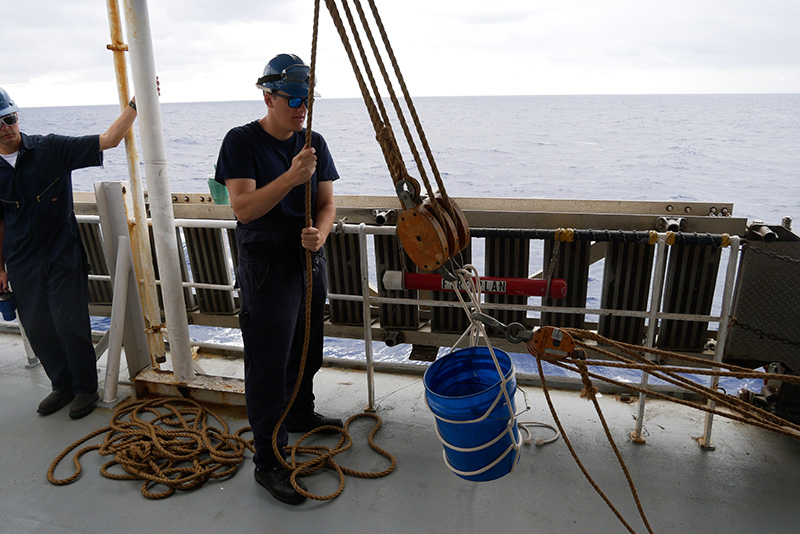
[434,419,517,453]
[425,384,507,426]
[440,427,523,478]
[519,422,561,447]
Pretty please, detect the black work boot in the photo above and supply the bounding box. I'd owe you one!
[37,390,75,415]
[69,392,99,420]
[285,412,344,434]
[254,465,307,505]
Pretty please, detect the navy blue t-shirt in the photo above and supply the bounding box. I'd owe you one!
[0,132,101,265]
[214,121,339,245]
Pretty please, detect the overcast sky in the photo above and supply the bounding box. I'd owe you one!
[4,0,800,108]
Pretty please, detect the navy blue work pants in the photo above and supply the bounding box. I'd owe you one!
[8,235,97,395]
[237,241,326,468]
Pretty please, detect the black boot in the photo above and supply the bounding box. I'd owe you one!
[69,392,99,420]
[255,465,307,505]
[37,390,75,415]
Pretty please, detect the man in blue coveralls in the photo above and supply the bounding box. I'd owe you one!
[0,86,139,419]
[214,54,343,505]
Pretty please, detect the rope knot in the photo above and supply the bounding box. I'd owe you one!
[580,384,600,399]
[577,362,599,399]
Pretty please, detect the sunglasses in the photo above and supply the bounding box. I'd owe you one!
[1,114,18,126]
[270,92,309,109]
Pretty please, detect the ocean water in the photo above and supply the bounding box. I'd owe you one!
[16,95,800,386]
[22,94,800,223]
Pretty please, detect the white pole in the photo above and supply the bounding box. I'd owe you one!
[122,0,194,382]
[699,236,741,448]
[358,223,376,410]
[632,234,669,442]
[18,321,39,368]
[103,236,131,403]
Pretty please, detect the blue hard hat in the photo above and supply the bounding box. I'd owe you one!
[0,87,18,116]
[255,54,310,98]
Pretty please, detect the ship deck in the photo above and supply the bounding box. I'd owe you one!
[2,329,799,534]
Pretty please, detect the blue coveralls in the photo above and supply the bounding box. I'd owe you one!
[215,122,339,468]
[0,133,101,395]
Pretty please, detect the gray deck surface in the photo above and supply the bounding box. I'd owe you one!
[1,330,799,534]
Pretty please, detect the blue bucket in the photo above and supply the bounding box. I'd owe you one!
[0,292,16,321]
[423,346,521,482]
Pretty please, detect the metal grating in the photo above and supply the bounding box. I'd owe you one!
[598,241,654,345]
[227,228,239,277]
[484,237,530,328]
[78,221,113,305]
[657,244,721,351]
[374,235,420,329]
[150,226,198,312]
[183,226,237,314]
[431,246,473,334]
[325,232,364,325]
[541,239,590,328]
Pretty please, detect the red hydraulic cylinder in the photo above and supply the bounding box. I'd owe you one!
[382,271,567,299]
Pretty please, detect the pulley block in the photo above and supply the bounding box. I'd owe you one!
[436,194,470,254]
[397,203,451,271]
[531,326,575,360]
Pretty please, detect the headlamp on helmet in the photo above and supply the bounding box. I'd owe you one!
[256,54,311,98]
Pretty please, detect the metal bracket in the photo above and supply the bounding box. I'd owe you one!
[471,312,533,343]
[655,216,686,232]
[395,179,419,210]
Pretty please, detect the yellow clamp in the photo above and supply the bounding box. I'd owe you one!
[665,231,676,245]
[555,228,575,242]
[648,230,659,245]
[720,233,731,248]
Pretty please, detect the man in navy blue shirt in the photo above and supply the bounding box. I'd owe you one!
[215,54,342,505]
[0,86,139,419]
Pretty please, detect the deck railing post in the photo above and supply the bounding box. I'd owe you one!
[699,236,741,449]
[632,233,669,442]
[123,0,194,381]
[18,322,39,368]
[358,223,376,410]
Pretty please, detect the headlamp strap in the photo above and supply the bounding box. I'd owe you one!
[257,74,282,85]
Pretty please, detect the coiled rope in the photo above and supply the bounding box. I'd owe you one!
[47,396,396,500]
[47,397,251,499]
